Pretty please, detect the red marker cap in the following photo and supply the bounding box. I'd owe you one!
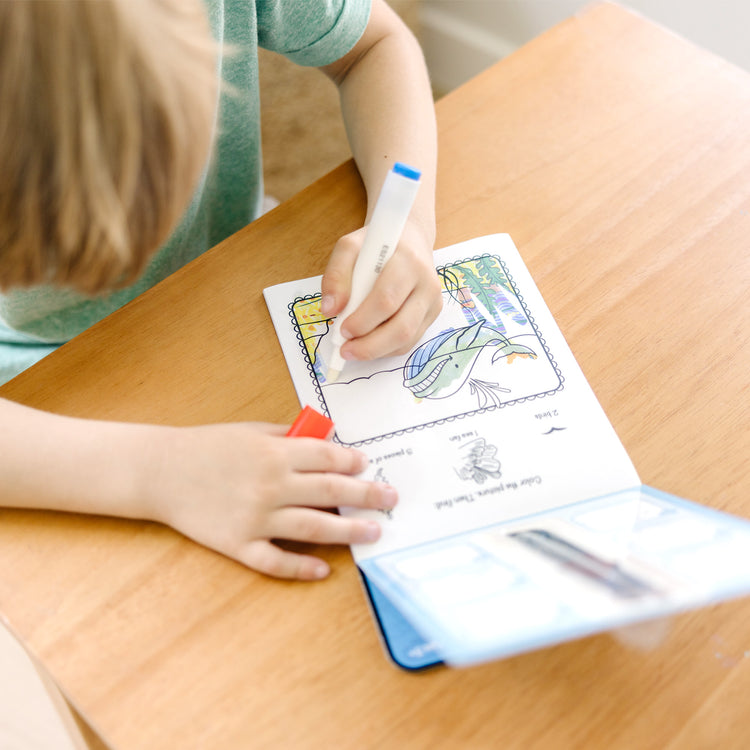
[285,405,335,439]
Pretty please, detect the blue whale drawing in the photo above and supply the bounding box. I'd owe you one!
[402,320,536,402]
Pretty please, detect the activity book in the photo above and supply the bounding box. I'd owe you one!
[263,234,750,669]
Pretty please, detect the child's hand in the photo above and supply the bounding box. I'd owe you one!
[147,422,397,581]
[320,218,442,361]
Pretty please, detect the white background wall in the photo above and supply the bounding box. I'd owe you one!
[420,0,750,93]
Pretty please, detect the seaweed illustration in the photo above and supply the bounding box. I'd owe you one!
[439,256,528,333]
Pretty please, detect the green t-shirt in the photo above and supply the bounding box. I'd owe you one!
[0,0,370,384]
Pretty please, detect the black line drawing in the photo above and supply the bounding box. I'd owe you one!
[454,438,502,484]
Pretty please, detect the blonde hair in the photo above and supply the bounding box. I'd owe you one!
[0,0,217,294]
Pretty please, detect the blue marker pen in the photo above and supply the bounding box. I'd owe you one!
[326,162,421,382]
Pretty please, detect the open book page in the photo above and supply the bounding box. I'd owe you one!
[266,234,750,666]
[264,234,640,560]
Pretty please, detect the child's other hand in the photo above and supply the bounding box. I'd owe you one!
[320,219,442,361]
[147,422,397,581]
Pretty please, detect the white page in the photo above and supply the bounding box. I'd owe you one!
[263,234,640,561]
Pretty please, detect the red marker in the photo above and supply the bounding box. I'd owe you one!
[285,405,335,440]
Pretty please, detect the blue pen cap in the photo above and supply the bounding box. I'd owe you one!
[393,162,421,181]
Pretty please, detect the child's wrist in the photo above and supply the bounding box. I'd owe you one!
[90,421,177,526]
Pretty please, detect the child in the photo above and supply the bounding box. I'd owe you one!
[0,0,440,580]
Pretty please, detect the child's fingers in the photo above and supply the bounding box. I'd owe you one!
[337,258,441,361]
[343,288,436,361]
[284,437,368,475]
[238,539,331,581]
[267,507,382,546]
[320,229,366,316]
[285,472,398,512]
[337,261,413,340]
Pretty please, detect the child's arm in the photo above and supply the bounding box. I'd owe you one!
[0,397,396,580]
[319,0,441,361]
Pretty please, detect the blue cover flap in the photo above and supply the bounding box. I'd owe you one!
[360,486,750,666]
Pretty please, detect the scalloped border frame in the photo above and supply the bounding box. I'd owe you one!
[287,254,564,447]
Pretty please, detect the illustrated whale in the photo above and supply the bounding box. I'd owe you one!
[402,320,536,401]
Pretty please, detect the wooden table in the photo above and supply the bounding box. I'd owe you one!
[2,3,749,747]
